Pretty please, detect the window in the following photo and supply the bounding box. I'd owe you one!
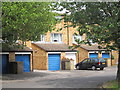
[82,59,88,63]
[51,33,62,42]
[55,16,62,20]
[40,34,45,42]
[88,39,96,44]
[73,35,82,43]
[99,58,106,62]
[66,0,75,2]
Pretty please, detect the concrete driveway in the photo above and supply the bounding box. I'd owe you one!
[2,65,117,88]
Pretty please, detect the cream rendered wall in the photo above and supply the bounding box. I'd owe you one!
[65,53,76,65]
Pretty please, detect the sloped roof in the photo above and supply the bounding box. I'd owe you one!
[32,43,77,52]
[80,44,107,51]
[2,47,33,52]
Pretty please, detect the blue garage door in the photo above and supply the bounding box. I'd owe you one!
[48,54,60,71]
[15,54,30,72]
[102,53,110,58]
[1,54,9,74]
[89,53,98,58]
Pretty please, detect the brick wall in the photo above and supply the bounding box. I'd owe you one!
[76,47,88,63]
[31,44,48,70]
[9,52,15,62]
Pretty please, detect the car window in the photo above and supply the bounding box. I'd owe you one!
[82,59,88,63]
[90,58,98,62]
[89,58,94,62]
[90,58,95,62]
[99,58,106,62]
[87,58,91,62]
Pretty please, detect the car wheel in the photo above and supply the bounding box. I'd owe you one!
[76,66,80,70]
[91,66,96,70]
[100,67,104,70]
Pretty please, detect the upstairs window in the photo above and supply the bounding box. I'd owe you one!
[73,35,82,44]
[55,16,62,20]
[88,39,96,44]
[51,33,62,43]
[40,34,45,42]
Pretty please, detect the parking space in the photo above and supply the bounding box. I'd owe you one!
[2,65,117,88]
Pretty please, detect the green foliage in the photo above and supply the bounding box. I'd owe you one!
[2,2,56,48]
[53,2,120,82]
[111,55,115,60]
[102,80,119,88]
[53,2,120,50]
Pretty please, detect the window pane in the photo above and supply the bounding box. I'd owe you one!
[51,33,62,42]
[82,60,87,63]
[54,34,59,39]
[40,35,45,42]
[73,35,82,43]
[59,34,62,42]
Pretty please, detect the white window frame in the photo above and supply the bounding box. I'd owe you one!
[73,35,82,44]
[40,34,45,42]
[87,37,97,44]
[48,52,61,54]
[51,33,62,43]
[55,16,62,19]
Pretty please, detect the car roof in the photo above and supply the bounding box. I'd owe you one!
[83,58,105,60]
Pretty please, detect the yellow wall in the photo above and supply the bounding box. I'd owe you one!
[44,20,86,46]
[31,43,69,70]
[25,20,118,66]
[112,50,118,65]
[76,47,89,63]
[31,44,48,70]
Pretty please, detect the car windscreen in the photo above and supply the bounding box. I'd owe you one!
[99,58,106,62]
[90,58,98,62]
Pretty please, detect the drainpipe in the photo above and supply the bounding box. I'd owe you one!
[78,52,80,63]
[67,22,69,45]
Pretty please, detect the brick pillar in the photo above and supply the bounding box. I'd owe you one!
[9,52,15,62]
[107,59,112,67]
[30,54,33,71]
[98,52,102,58]
[25,41,31,48]
[61,52,66,70]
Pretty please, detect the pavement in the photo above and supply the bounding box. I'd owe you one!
[1,65,117,88]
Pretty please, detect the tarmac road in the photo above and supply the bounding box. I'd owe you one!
[2,65,117,88]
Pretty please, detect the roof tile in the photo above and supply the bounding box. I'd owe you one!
[33,43,76,52]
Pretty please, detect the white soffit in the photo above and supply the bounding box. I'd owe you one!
[48,52,61,54]
[0,52,9,54]
[89,51,98,53]
[65,52,77,53]
[15,52,31,54]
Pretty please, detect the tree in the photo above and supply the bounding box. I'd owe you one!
[53,2,120,85]
[2,2,56,49]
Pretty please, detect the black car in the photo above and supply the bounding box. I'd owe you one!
[75,58,107,70]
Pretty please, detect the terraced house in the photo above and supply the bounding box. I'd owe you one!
[26,16,118,71]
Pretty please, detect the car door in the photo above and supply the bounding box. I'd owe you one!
[87,58,92,68]
[81,59,88,69]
